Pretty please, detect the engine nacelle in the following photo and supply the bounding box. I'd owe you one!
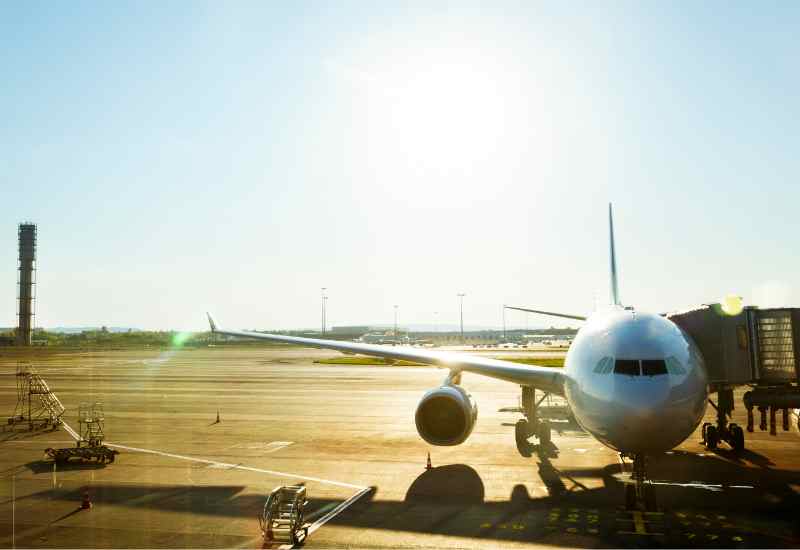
[415,384,478,446]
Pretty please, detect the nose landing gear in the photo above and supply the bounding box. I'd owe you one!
[623,453,657,511]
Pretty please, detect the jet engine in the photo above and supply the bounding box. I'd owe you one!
[415,384,478,446]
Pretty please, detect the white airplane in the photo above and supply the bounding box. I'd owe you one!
[207,204,709,510]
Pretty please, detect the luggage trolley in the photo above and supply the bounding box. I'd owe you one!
[259,484,309,546]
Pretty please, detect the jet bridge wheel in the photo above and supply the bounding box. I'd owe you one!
[705,425,719,449]
[729,424,745,451]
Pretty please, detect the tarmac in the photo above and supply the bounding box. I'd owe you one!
[1,347,799,548]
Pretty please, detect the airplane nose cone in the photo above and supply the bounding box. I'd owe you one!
[614,376,669,420]
[608,375,705,453]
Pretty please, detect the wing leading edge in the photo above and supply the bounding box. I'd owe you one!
[206,313,565,395]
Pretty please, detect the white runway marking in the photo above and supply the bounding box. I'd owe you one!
[62,421,370,544]
[61,421,80,441]
[231,441,294,453]
[106,442,365,490]
[306,486,373,535]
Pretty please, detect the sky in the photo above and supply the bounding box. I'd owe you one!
[1,1,798,331]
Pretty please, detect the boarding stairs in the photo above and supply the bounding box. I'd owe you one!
[7,365,65,429]
[259,485,309,545]
[27,372,66,424]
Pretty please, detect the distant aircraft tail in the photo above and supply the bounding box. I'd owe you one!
[206,312,217,332]
[608,203,621,306]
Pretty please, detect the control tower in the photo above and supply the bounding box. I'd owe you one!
[17,223,37,346]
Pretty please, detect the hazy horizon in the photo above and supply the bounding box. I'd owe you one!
[2,2,798,331]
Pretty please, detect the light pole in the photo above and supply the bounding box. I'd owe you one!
[502,304,506,342]
[321,288,327,335]
[457,293,466,344]
[393,305,399,345]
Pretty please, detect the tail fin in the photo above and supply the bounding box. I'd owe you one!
[206,312,217,332]
[608,203,621,306]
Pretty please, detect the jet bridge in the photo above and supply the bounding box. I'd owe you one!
[668,305,800,450]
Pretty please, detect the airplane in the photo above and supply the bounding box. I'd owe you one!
[206,204,709,510]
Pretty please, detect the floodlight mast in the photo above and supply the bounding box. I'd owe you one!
[502,304,506,342]
[321,288,327,335]
[393,305,398,344]
[457,293,466,344]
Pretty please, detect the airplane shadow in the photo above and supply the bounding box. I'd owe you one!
[709,447,775,469]
[25,459,109,474]
[0,426,62,441]
[405,464,485,504]
[10,450,800,546]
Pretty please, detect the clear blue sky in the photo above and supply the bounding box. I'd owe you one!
[1,1,798,331]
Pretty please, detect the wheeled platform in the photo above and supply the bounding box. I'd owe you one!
[44,401,119,465]
[45,444,118,464]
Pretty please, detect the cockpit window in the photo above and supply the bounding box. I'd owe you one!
[665,356,687,375]
[614,359,640,376]
[593,357,614,374]
[641,359,668,376]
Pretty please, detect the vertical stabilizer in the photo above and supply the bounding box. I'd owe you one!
[608,203,621,306]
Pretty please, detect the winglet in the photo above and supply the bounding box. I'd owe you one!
[609,203,621,306]
[206,312,217,333]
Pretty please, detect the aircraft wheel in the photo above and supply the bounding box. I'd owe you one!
[705,425,719,449]
[515,419,530,443]
[515,420,533,456]
[624,484,636,510]
[538,422,551,446]
[644,483,657,511]
[730,424,745,451]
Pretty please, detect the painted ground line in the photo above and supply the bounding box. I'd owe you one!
[64,419,371,543]
[61,421,80,441]
[106,442,365,490]
[306,486,373,536]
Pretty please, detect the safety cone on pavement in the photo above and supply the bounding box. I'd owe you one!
[216,409,220,423]
[81,489,92,510]
[426,452,432,470]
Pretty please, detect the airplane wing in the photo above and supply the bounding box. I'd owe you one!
[207,314,565,395]
[504,305,587,321]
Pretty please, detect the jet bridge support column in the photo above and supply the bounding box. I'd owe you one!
[702,387,744,451]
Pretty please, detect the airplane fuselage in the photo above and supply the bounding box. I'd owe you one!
[563,308,709,454]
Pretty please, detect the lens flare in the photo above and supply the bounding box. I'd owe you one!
[171,331,192,348]
[719,294,744,316]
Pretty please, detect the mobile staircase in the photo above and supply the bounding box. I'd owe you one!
[259,484,309,546]
[6,364,65,430]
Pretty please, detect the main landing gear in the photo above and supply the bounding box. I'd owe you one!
[623,453,657,511]
[702,387,745,452]
[514,386,551,455]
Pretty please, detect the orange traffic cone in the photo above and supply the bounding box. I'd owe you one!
[81,489,92,510]
[426,452,432,470]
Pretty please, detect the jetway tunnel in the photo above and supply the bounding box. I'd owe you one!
[668,305,800,449]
